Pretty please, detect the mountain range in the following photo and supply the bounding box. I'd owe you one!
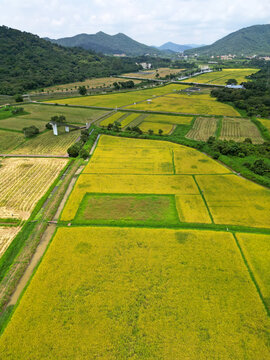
[157,42,205,52]
[46,31,162,56]
[185,24,270,56]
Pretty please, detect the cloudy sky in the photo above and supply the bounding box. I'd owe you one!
[1,0,270,45]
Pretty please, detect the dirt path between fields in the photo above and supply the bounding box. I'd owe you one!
[7,165,84,307]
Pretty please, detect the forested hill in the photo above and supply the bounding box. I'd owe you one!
[185,24,270,56]
[46,31,162,56]
[0,26,140,95]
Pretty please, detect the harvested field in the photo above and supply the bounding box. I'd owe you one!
[139,121,174,134]
[196,174,270,228]
[12,128,80,156]
[0,130,25,153]
[120,113,141,128]
[183,68,258,85]
[237,233,270,309]
[0,227,21,258]
[123,67,184,79]
[42,77,141,93]
[220,117,264,143]
[175,195,212,223]
[1,227,270,359]
[0,157,67,219]
[74,194,179,226]
[130,93,240,116]
[186,117,218,141]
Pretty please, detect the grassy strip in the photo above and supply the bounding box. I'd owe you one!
[192,175,214,224]
[215,117,223,138]
[233,233,270,316]
[0,160,72,281]
[0,127,23,134]
[252,118,270,142]
[0,218,20,225]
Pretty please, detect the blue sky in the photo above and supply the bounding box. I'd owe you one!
[0,0,270,45]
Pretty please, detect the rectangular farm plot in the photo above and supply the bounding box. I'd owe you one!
[129,93,240,116]
[144,114,193,125]
[236,233,270,309]
[74,193,179,226]
[120,112,141,128]
[220,117,264,144]
[173,147,231,174]
[11,129,80,156]
[84,146,174,174]
[175,195,212,223]
[0,157,67,220]
[0,117,47,132]
[1,227,270,359]
[99,111,126,126]
[196,174,270,228]
[61,174,198,221]
[139,121,174,135]
[186,117,218,141]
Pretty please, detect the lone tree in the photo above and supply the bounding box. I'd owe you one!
[78,86,87,96]
[148,129,154,135]
[50,115,66,123]
[14,94,23,102]
[158,129,163,135]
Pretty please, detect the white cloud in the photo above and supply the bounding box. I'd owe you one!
[0,0,270,45]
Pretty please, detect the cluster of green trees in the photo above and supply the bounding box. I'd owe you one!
[67,129,91,158]
[204,136,270,176]
[113,81,135,90]
[0,26,140,95]
[211,63,270,117]
[23,125,39,138]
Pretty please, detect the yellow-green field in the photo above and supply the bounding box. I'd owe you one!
[99,111,126,126]
[237,233,270,309]
[175,195,212,224]
[0,130,25,153]
[45,84,189,108]
[220,117,264,144]
[1,227,270,359]
[11,129,80,156]
[259,118,270,132]
[130,93,240,116]
[183,68,258,85]
[196,174,270,228]
[139,121,174,134]
[142,114,193,125]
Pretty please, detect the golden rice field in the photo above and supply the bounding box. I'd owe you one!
[1,226,270,359]
[11,129,80,156]
[237,233,270,309]
[143,114,193,125]
[45,84,189,108]
[139,121,174,134]
[130,93,240,116]
[220,117,264,143]
[175,195,212,224]
[0,226,21,258]
[99,111,126,126]
[259,118,270,132]
[196,174,270,228]
[186,117,218,141]
[0,157,67,220]
[183,68,258,85]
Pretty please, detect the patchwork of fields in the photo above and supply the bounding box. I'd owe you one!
[183,68,258,85]
[1,135,270,358]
